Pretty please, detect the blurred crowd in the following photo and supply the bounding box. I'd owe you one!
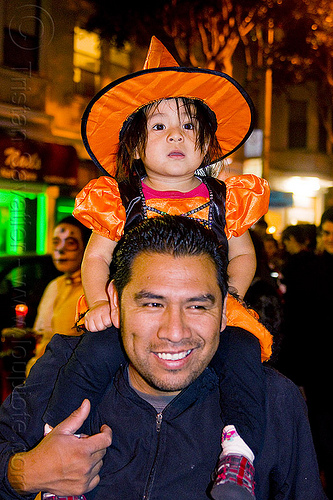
[247,206,333,498]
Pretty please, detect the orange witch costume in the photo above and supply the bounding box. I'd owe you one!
[72,38,272,363]
[73,35,273,361]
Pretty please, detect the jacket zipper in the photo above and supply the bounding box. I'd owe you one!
[156,412,163,432]
[142,389,186,499]
[143,412,163,500]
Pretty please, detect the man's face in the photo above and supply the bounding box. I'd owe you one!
[321,221,333,255]
[110,252,225,396]
[52,223,85,275]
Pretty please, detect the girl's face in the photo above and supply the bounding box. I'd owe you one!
[137,99,208,185]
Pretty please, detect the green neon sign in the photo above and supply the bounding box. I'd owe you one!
[0,190,48,255]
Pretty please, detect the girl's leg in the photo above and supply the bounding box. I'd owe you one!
[210,326,266,499]
[44,327,126,430]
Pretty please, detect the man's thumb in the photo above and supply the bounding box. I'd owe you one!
[55,399,91,435]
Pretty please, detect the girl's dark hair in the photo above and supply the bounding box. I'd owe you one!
[115,98,222,181]
[112,215,228,300]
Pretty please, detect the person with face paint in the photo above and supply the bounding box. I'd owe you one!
[25,217,91,375]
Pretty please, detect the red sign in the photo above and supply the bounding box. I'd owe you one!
[0,133,78,185]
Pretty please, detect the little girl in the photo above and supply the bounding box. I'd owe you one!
[45,38,272,499]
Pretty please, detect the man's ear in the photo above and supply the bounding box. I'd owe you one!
[220,295,227,333]
[108,280,120,328]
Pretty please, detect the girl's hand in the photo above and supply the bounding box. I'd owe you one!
[85,301,112,332]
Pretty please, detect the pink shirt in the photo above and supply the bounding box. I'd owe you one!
[141,182,209,200]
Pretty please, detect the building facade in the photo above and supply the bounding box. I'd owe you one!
[0,0,332,256]
[0,0,146,256]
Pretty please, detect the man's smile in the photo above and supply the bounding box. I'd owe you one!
[155,349,193,361]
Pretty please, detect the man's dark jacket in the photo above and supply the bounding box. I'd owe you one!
[0,328,327,500]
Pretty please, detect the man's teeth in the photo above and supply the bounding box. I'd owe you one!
[157,350,191,361]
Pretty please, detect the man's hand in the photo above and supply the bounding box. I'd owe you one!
[85,301,113,332]
[8,399,112,496]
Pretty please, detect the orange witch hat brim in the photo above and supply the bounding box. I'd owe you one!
[82,36,254,176]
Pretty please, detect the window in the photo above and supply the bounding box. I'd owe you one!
[73,27,101,97]
[106,42,132,83]
[3,2,40,72]
[318,106,332,154]
[318,117,327,153]
[110,42,131,73]
[288,100,307,149]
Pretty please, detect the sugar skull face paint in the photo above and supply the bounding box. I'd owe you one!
[52,223,85,275]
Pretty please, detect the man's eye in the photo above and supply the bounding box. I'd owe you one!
[142,302,163,308]
[189,304,207,310]
[152,124,165,131]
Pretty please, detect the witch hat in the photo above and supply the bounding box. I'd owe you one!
[82,36,254,176]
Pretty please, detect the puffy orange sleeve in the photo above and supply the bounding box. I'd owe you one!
[224,174,270,240]
[73,176,126,241]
